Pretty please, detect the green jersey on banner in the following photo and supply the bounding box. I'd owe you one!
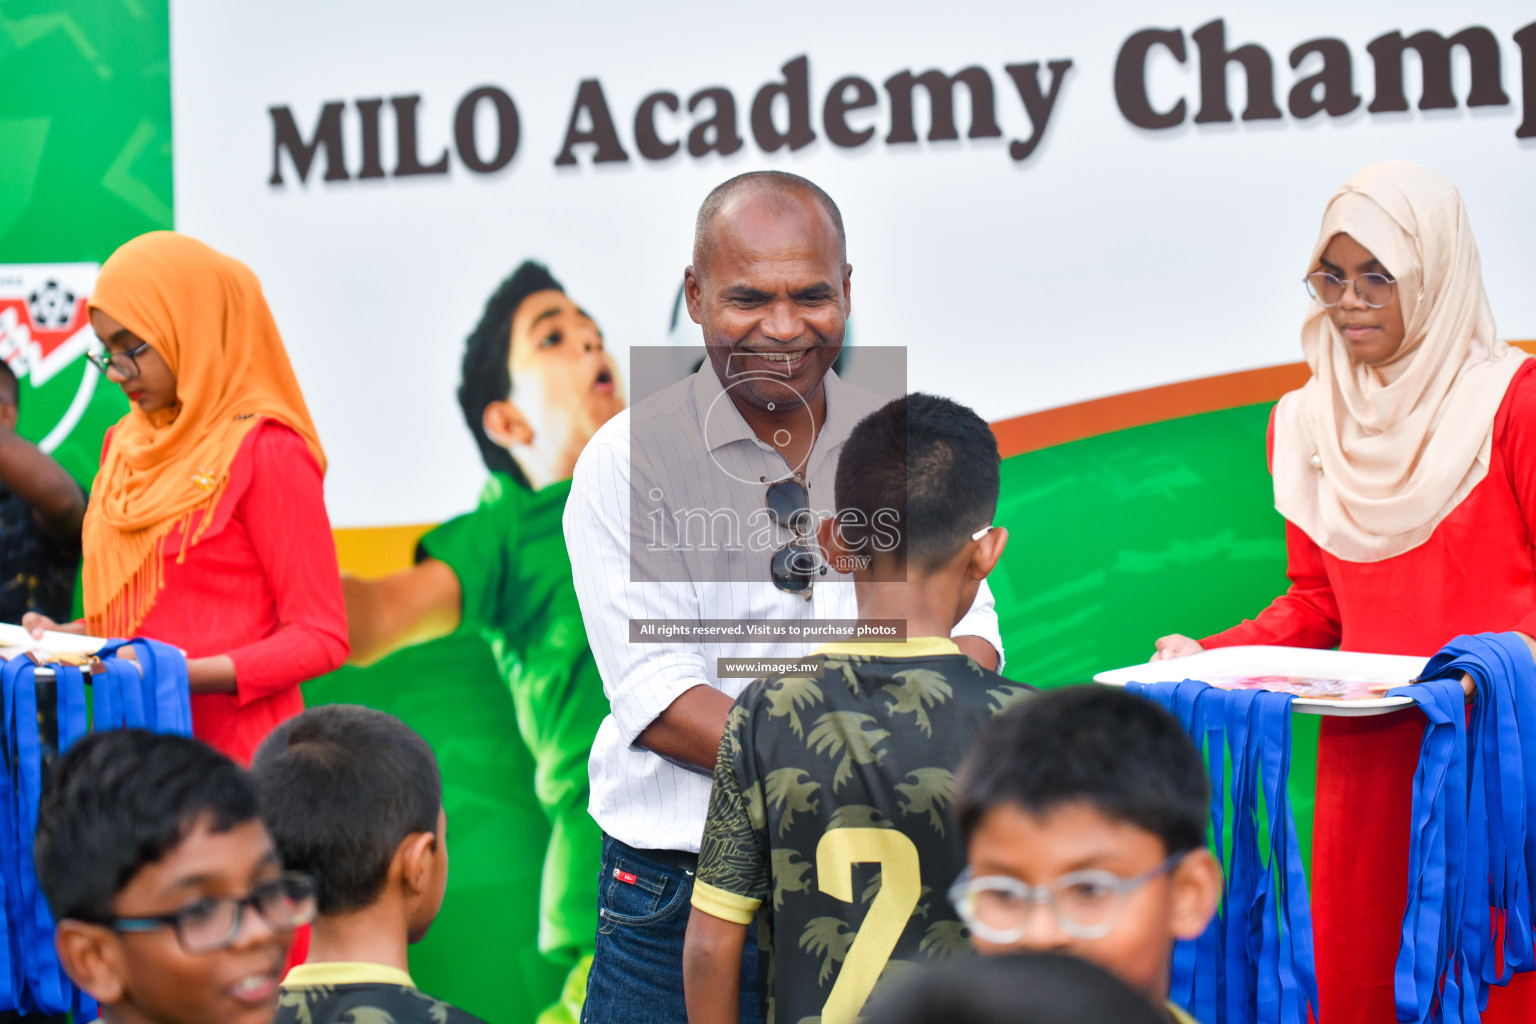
[420,473,605,967]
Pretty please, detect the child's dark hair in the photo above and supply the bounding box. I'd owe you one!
[835,392,1000,571]
[33,729,260,923]
[457,260,564,488]
[956,685,1210,856]
[250,704,441,915]
[867,951,1173,1024]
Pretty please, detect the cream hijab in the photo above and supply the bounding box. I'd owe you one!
[1273,161,1527,563]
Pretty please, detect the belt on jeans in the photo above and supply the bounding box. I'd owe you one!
[609,835,699,874]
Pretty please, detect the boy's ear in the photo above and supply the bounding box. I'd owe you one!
[1169,848,1222,940]
[397,830,439,897]
[967,526,1008,580]
[54,920,127,1006]
[818,514,873,576]
[482,399,534,451]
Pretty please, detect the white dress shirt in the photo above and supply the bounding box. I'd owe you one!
[565,365,1005,853]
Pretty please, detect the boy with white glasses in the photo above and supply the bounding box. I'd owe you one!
[952,685,1223,1024]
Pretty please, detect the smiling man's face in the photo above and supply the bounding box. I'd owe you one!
[684,187,850,414]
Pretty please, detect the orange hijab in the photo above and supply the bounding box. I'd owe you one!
[83,232,325,636]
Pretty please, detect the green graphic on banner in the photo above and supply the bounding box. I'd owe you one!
[985,402,1317,870]
[0,0,171,484]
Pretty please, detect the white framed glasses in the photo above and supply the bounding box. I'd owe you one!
[1303,271,1396,309]
[949,853,1187,942]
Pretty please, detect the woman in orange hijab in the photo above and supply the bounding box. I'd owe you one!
[24,231,348,763]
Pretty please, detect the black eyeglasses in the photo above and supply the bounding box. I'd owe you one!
[1303,272,1396,309]
[86,339,152,380]
[763,472,824,600]
[96,872,317,954]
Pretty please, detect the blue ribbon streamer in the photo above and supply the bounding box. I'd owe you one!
[1126,679,1320,1024]
[1390,632,1536,1024]
[2,639,188,1015]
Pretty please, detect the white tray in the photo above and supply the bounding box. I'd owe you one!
[0,622,107,657]
[1094,645,1426,717]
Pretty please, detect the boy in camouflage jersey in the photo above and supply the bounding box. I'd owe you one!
[683,394,1032,1024]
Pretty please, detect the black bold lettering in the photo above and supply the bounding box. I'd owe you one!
[635,91,681,160]
[1288,40,1360,118]
[554,80,630,166]
[884,67,1001,143]
[355,99,385,179]
[686,88,744,157]
[1517,21,1536,138]
[268,102,348,185]
[1192,18,1282,122]
[1367,28,1510,112]
[751,56,816,152]
[391,96,449,176]
[823,76,878,148]
[1003,60,1072,161]
[454,86,519,173]
[1113,28,1188,129]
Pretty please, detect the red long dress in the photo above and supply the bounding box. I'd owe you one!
[102,418,349,764]
[1202,359,1536,1023]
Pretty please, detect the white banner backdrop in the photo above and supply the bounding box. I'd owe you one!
[171,1,1536,527]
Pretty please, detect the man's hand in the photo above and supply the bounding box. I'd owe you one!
[1152,634,1204,662]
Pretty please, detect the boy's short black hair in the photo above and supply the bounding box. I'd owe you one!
[458,261,564,488]
[34,729,260,923]
[956,685,1210,856]
[835,392,1000,571]
[250,704,441,915]
[868,951,1171,1024]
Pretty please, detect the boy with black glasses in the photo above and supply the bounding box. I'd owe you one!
[250,705,484,1024]
[682,393,1029,1024]
[952,685,1223,1024]
[34,729,313,1024]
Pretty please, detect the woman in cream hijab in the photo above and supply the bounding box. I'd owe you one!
[23,232,349,764]
[1154,161,1536,1022]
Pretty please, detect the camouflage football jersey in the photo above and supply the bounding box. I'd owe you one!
[692,637,1033,1024]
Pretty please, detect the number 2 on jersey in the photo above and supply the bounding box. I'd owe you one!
[815,828,923,1024]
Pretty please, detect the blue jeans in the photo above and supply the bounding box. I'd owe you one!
[582,835,761,1024]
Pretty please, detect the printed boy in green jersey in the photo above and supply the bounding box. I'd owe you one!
[344,263,625,1023]
[682,394,1033,1024]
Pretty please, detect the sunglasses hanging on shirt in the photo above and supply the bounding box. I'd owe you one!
[763,472,825,600]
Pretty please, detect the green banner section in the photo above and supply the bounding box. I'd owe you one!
[0,0,170,486]
[985,402,1317,870]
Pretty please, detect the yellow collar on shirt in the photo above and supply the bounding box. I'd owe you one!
[282,962,415,989]
[813,637,962,659]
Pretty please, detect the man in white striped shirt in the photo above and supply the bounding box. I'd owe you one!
[564,171,1004,1024]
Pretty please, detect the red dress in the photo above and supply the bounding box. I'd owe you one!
[102,419,348,764]
[1203,359,1536,1023]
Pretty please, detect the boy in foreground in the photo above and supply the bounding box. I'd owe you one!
[682,393,1031,1024]
[35,729,314,1024]
[952,685,1223,1024]
[250,704,485,1024]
